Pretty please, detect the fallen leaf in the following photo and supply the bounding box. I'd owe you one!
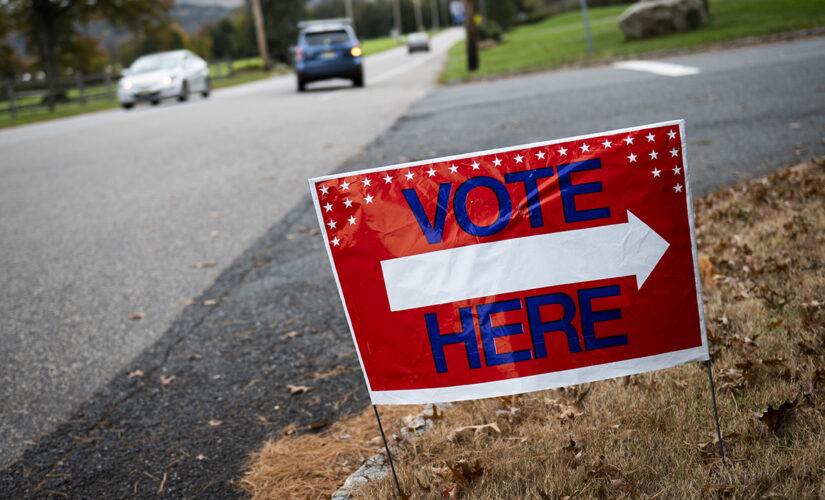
[160,375,176,386]
[129,312,145,320]
[187,353,203,361]
[288,384,311,395]
[196,454,206,460]
[308,420,330,431]
[447,423,500,442]
[698,255,715,286]
[208,419,222,427]
[209,211,221,219]
[758,400,796,431]
[209,231,219,238]
[183,298,195,306]
[280,330,301,340]
[194,261,218,269]
[203,299,217,306]
[127,370,144,379]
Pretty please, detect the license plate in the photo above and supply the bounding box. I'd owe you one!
[138,90,150,96]
[321,51,338,60]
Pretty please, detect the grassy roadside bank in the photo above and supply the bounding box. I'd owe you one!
[442,0,825,82]
[348,157,825,498]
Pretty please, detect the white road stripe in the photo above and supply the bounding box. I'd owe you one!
[612,60,700,77]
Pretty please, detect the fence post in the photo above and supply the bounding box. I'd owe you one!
[76,72,86,106]
[7,79,16,119]
[105,69,113,100]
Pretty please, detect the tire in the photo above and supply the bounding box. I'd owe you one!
[178,81,189,102]
[201,78,211,98]
[297,77,306,92]
[122,103,134,110]
[150,100,160,106]
[352,70,364,88]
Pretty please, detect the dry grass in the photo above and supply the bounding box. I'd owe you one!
[239,405,423,499]
[356,158,825,499]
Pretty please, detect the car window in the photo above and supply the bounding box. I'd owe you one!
[304,30,350,46]
[130,54,182,73]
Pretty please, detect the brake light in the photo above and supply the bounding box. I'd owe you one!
[350,46,362,57]
[294,47,304,61]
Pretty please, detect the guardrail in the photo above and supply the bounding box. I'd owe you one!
[0,58,244,119]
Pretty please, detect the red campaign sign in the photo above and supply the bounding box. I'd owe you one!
[309,120,708,404]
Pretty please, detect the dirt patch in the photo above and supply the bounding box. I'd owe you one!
[239,405,423,499]
[354,158,825,498]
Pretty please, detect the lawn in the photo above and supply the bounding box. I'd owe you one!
[442,0,825,81]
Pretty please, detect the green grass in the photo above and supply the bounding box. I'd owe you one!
[442,0,825,81]
[361,35,404,55]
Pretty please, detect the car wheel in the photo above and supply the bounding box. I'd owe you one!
[201,78,211,98]
[122,103,134,110]
[297,77,306,92]
[178,81,189,102]
[150,100,160,106]
[353,70,364,88]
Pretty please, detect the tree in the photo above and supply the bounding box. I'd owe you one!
[5,0,172,111]
[259,0,303,64]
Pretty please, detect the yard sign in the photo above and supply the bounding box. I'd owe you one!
[309,120,708,404]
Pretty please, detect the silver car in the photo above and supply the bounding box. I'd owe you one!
[118,50,211,109]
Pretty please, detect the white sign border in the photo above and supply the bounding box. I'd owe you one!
[308,119,710,405]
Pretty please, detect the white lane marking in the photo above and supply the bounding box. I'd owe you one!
[612,60,700,77]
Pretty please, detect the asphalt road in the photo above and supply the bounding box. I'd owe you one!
[0,27,465,467]
[1,34,824,497]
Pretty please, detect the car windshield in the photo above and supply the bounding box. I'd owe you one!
[130,54,182,73]
[304,30,350,46]
[409,33,428,41]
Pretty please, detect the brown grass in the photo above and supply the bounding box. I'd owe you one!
[239,405,423,499]
[355,158,825,499]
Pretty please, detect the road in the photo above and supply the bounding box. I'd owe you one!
[0,27,465,466]
[1,33,824,496]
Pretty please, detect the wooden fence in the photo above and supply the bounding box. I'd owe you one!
[0,59,240,119]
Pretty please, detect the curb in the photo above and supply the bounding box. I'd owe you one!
[332,402,451,499]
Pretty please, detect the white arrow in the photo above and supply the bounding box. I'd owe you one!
[380,210,669,311]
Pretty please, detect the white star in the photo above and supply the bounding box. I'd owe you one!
[327,220,337,229]
[580,144,590,153]
[536,151,545,160]
[652,168,661,177]
[673,165,682,175]
[364,194,374,204]
[427,167,436,177]
[449,164,459,174]
[670,148,679,157]
[558,147,568,156]
[331,237,340,247]
[628,153,637,163]
[405,171,414,181]
[602,139,612,148]
[674,183,683,193]
[646,132,655,142]
[323,202,333,212]
[491,158,501,167]
[344,198,353,208]
[667,130,677,140]
[472,160,481,170]
[649,151,659,160]
[319,185,329,195]
[340,180,350,191]
[348,215,357,225]
[624,136,634,145]
[361,178,371,187]
[514,154,524,163]
[383,173,393,184]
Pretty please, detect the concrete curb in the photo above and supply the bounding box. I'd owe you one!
[332,402,451,499]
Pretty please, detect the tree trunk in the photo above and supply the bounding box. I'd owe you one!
[32,6,59,112]
[463,0,478,71]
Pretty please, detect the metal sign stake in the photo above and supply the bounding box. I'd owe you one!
[373,405,404,497]
[705,359,726,464]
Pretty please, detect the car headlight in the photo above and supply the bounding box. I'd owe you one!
[162,75,173,86]
[121,79,132,90]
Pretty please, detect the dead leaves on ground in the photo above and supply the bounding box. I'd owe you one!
[287,384,311,395]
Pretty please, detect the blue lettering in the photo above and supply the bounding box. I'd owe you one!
[425,308,482,373]
[453,176,512,237]
[578,285,626,350]
[477,299,533,367]
[504,166,555,228]
[403,183,452,244]
[525,293,582,357]
[558,159,610,223]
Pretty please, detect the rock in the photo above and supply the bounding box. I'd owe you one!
[619,0,709,40]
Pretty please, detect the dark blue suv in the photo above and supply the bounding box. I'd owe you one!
[294,20,363,91]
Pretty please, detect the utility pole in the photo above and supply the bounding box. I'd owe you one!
[344,0,354,26]
[392,0,402,37]
[463,0,478,70]
[250,0,271,70]
[414,0,424,31]
[430,0,440,30]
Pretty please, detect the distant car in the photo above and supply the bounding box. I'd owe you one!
[118,50,210,109]
[407,32,430,53]
[294,20,363,91]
